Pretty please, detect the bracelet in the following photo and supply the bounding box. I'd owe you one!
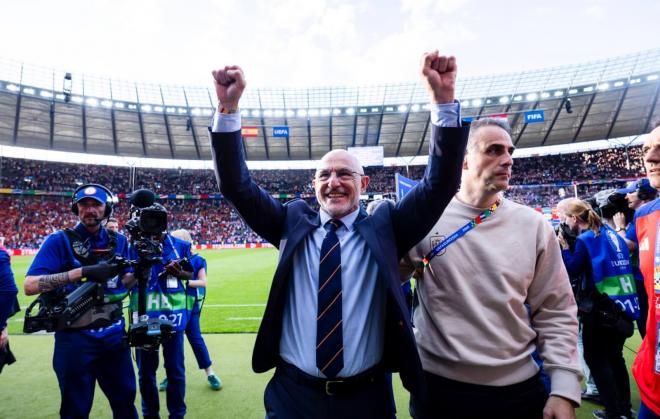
[219,106,238,115]
[616,227,625,232]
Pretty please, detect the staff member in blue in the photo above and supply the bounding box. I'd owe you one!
[24,184,138,419]
[560,199,640,419]
[0,235,19,372]
[129,207,193,419]
[159,229,222,392]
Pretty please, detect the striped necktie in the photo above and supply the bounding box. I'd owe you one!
[316,218,344,378]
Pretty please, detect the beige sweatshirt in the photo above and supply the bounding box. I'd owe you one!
[401,197,582,404]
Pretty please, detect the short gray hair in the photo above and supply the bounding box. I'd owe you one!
[467,117,512,151]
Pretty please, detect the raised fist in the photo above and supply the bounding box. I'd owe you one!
[420,51,457,104]
[211,65,246,110]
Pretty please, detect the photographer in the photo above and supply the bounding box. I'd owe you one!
[127,202,193,419]
[612,179,657,339]
[559,199,640,419]
[23,184,138,419]
[159,229,222,393]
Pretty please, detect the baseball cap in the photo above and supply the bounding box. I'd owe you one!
[617,178,657,195]
[73,185,109,205]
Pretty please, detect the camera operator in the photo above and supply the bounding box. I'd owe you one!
[127,202,193,419]
[612,179,657,339]
[23,184,138,419]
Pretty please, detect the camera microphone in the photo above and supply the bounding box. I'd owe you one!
[130,189,156,209]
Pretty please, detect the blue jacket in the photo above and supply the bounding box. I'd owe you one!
[210,124,469,400]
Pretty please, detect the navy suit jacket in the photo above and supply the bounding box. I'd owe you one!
[210,124,469,399]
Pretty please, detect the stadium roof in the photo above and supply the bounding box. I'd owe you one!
[0,49,659,161]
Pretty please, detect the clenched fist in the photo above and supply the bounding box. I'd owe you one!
[420,51,457,105]
[211,65,246,111]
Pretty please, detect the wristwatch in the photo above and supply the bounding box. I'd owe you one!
[616,227,625,232]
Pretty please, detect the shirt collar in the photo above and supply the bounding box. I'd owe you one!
[319,208,360,232]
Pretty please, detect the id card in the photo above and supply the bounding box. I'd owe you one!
[167,275,178,289]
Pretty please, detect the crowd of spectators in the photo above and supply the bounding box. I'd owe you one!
[0,144,647,248]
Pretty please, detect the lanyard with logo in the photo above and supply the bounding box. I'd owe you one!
[653,222,660,374]
[165,234,180,289]
[421,200,500,267]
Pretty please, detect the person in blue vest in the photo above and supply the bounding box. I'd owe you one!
[158,228,222,392]
[128,206,193,419]
[23,184,138,419]
[0,235,19,373]
[560,199,640,419]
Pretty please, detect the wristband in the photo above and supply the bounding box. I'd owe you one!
[219,107,238,115]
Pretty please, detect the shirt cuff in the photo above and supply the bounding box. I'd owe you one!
[212,112,242,133]
[430,101,461,127]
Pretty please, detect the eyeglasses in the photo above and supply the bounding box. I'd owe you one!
[315,169,362,182]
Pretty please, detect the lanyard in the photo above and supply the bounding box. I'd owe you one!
[422,200,500,267]
[167,233,180,259]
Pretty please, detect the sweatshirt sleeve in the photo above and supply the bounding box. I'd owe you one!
[527,221,583,405]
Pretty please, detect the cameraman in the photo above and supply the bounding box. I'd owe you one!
[128,203,193,419]
[23,184,138,419]
[612,179,657,339]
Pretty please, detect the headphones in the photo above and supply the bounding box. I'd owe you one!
[71,183,116,219]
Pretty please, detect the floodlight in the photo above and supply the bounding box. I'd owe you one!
[55,93,66,100]
[297,109,307,117]
[554,91,564,97]
[178,108,187,114]
[422,104,431,110]
[411,104,420,112]
[346,108,355,115]
[101,100,113,107]
[614,81,624,87]
[240,109,249,116]
[320,109,330,116]
[568,89,578,94]
[40,91,53,98]
[526,93,537,101]
[286,109,295,117]
[513,95,523,101]
[332,108,341,115]
[203,109,213,116]
[71,96,84,103]
[597,83,609,91]
[398,105,408,112]
[263,110,273,117]
[191,107,202,115]
[23,87,35,95]
[648,74,659,81]
[128,104,137,110]
[154,106,164,112]
[274,110,285,117]
[499,96,509,104]
[86,98,99,107]
[6,84,19,92]
[583,86,594,92]
[359,108,368,113]
[630,78,641,84]
[308,109,319,117]
[370,107,379,112]
[251,109,261,117]
[115,102,125,109]
[540,92,550,99]
[472,99,482,107]
[142,105,152,112]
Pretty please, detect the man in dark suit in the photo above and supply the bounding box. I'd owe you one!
[209,51,469,418]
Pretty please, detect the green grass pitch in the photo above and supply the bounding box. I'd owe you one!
[1,249,643,418]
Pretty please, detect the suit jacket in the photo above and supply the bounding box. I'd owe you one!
[210,124,469,399]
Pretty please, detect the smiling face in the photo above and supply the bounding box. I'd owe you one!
[463,125,515,194]
[643,126,660,189]
[313,150,369,219]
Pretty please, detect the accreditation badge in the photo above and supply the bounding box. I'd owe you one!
[166,275,178,289]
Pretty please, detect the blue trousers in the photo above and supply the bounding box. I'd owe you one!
[185,305,212,370]
[53,329,137,419]
[137,331,186,419]
[639,401,660,419]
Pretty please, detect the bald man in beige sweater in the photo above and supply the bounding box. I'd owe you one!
[401,117,581,419]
